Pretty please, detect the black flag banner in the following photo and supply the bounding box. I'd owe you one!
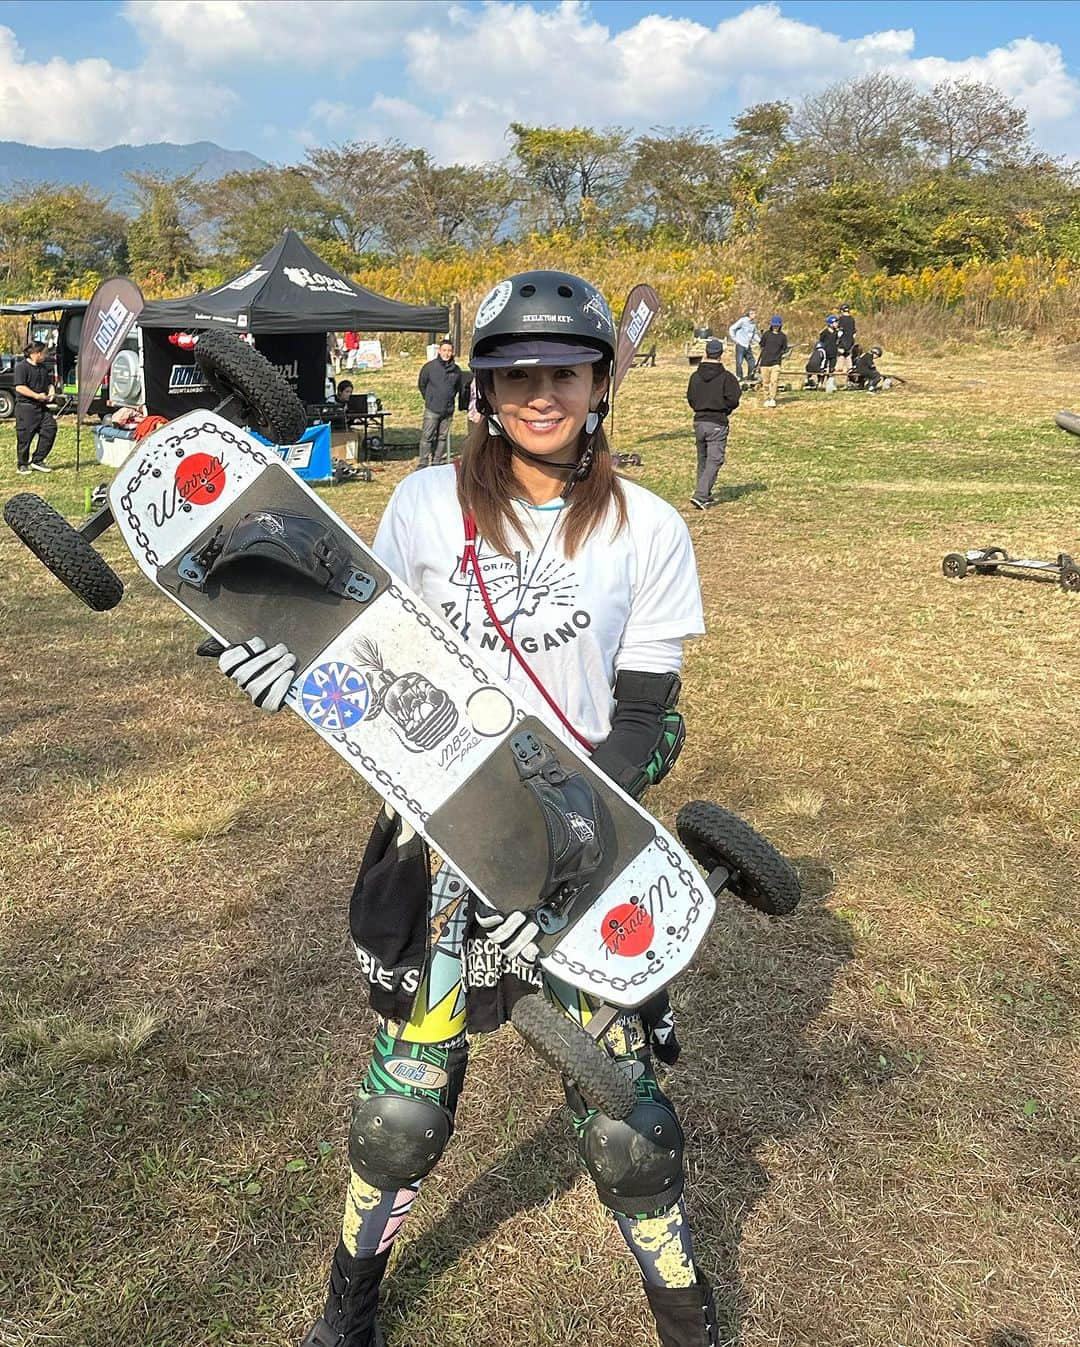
[76,277,145,423]
[613,284,661,395]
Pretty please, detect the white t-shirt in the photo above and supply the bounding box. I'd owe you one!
[372,465,705,746]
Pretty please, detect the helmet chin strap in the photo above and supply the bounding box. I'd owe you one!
[481,396,607,498]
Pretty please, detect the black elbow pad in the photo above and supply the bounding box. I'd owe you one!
[591,670,685,800]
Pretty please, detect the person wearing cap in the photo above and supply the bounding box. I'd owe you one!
[208,271,722,1347]
[854,344,885,391]
[686,337,741,509]
[835,304,857,375]
[417,338,468,466]
[12,340,57,474]
[727,307,759,383]
[758,315,790,408]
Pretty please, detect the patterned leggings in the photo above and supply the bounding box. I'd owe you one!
[339,867,698,1288]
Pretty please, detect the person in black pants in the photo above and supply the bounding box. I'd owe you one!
[835,304,856,376]
[13,341,57,474]
[686,338,740,508]
[818,316,840,388]
[417,339,466,467]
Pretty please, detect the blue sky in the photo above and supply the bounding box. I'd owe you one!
[0,1,1076,163]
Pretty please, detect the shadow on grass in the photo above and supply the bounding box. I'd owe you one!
[987,1331,1035,1347]
[713,481,767,504]
[386,878,855,1345]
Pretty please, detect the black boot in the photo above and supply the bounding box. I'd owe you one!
[642,1269,720,1347]
[301,1242,389,1347]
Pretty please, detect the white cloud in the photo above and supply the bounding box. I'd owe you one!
[350,1,1079,161]
[903,37,1079,123]
[124,0,428,67]
[0,25,232,149]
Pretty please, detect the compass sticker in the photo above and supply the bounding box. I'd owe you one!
[300,662,372,732]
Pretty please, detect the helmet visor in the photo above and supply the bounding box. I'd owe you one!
[470,339,606,369]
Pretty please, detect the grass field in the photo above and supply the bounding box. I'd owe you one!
[1,348,1078,1347]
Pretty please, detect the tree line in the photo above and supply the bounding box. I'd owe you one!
[1,74,1077,301]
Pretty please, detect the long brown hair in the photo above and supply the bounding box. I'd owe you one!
[456,375,628,560]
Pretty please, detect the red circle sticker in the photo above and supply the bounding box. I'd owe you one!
[175,452,226,505]
[601,902,654,958]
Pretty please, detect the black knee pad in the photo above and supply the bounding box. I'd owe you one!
[349,1035,467,1190]
[349,1091,454,1190]
[576,1088,685,1217]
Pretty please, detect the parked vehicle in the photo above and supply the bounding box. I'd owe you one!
[0,299,137,420]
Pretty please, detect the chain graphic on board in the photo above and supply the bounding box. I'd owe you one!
[390,584,496,686]
[118,420,272,567]
[546,838,705,991]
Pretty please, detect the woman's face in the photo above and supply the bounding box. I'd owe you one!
[489,364,607,460]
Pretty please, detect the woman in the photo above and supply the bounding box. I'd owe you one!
[218,272,717,1347]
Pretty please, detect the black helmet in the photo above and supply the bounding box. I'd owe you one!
[871,345,883,356]
[470,270,617,369]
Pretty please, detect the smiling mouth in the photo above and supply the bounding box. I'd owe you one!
[521,418,564,433]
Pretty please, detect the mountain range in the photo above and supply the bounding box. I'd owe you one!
[0,140,268,205]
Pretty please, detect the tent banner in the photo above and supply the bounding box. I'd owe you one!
[76,277,144,422]
[613,284,661,395]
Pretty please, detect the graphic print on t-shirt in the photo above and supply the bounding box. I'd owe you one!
[442,538,596,682]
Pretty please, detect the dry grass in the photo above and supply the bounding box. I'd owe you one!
[1,343,1078,1347]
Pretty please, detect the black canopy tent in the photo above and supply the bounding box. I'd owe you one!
[137,230,449,418]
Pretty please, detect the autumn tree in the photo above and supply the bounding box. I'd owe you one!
[509,124,633,231]
[918,80,1033,172]
[387,153,518,255]
[722,102,794,237]
[126,172,200,283]
[303,140,415,256]
[0,182,126,291]
[630,127,731,238]
[198,167,337,265]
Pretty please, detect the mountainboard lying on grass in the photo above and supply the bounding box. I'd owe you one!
[943,545,1080,592]
[4,345,799,1120]
[1054,409,1080,436]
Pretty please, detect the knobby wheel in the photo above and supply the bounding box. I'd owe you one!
[3,493,123,611]
[942,553,969,579]
[511,994,636,1120]
[195,329,307,446]
[676,800,800,916]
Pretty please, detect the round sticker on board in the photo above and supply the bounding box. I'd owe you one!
[175,452,226,505]
[466,686,515,737]
[300,663,371,732]
[601,901,655,958]
[474,280,513,328]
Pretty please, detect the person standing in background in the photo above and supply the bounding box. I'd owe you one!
[835,305,856,377]
[13,341,56,474]
[758,316,789,408]
[727,308,759,383]
[818,315,840,392]
[686,337,741,510]
[417,339,466,467]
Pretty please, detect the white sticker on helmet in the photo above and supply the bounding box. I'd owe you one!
[582,285,614,334]
[474,279,513,328]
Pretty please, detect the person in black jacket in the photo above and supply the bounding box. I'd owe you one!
[818,315,839,385]
[686,337,740,508]
[12,341,57,474]
[417,339,466,466]
[758,315,790,407]
[854,344,884,391]
[835,304,856,375]
[804,342,828,389]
